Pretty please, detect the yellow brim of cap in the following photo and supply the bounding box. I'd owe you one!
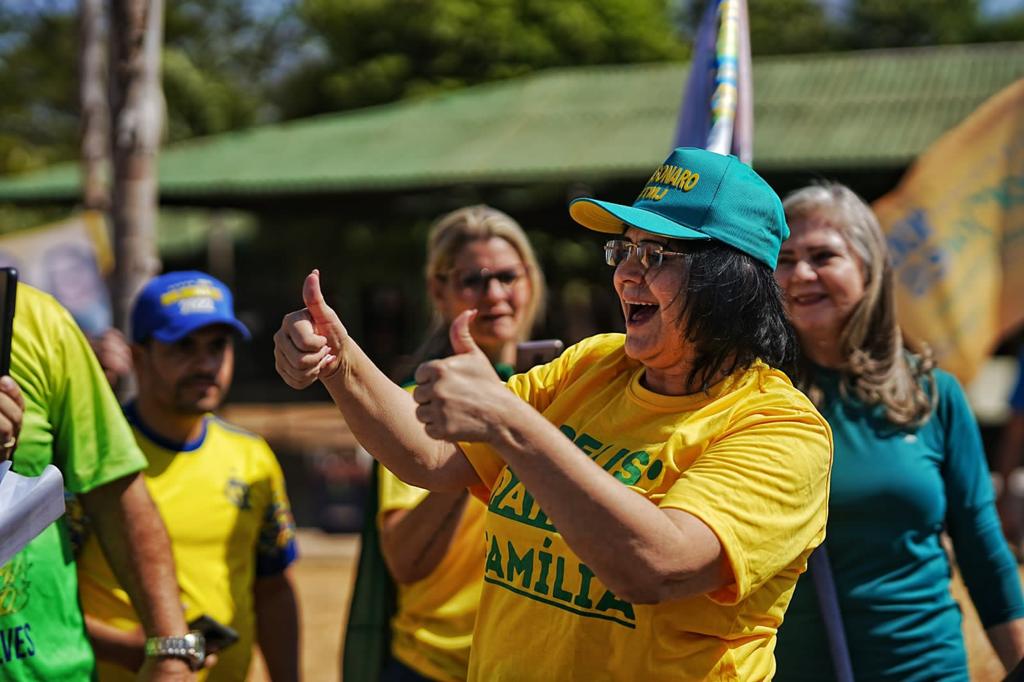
[569,199,628,234]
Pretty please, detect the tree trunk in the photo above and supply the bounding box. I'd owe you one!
[109,0,164,333]
[79,0,109,211]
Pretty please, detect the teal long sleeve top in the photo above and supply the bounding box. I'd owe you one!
[774,367,1024,682]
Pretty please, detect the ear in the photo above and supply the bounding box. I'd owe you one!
[427,275,446,310]
[130,343,147,369]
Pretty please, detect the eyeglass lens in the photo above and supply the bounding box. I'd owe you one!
[454,268,523,292]
[604,240,665,268]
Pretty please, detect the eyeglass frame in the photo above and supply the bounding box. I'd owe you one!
[438,266,528,297]
[603,239,689,269]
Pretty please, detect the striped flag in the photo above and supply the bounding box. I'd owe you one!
[673,0,753,164]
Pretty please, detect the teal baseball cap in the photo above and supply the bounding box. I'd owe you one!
[569,147,788,269]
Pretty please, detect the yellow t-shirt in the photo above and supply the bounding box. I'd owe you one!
[460,334,833,682]
[378,469,486,682]
[76,413,297,682]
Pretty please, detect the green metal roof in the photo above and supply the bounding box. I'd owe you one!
[1,42,1021,202]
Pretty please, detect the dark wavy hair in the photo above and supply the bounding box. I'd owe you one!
[671,241,798,391]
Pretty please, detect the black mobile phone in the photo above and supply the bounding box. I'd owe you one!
[188,614,240,653]
[0,268,17,376]
[515,339,564,372]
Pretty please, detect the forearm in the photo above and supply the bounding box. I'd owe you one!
[322,338,468,490]
[987,618,1024,671]
[380,490,470,583]
[80,474,187,637]
[84,614,145,671]
[255,572,300,682]
[998,415,1024,486]
[488,398,723,603]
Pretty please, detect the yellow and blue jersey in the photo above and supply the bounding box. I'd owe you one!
[76,406,297,682]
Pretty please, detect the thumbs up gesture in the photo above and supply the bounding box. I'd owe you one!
[274,270,346,389]
[412,310,510,443]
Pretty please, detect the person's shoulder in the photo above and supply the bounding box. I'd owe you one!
[15,282,71,325]
[207,414,271,449]
[741,362,830,425]
[926,366,972,420]
[928,366,962,393]
[747,361,809,403]
[564,333,627,363]
[552,333,633,379]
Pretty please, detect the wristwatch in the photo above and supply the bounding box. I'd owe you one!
[144,631,206,671]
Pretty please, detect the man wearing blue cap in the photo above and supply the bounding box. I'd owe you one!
[76,272,300,682]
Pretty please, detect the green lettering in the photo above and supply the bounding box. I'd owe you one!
[601,448,632,473]
[534,538,553,595]
[614,451,651,485]
[506,541,534,588]
[559,424,577,440]
[574,564,595,608]
[574,433,603,458]
[488,469,516,508]
[486,535,505,579]
[496,483,526,517]
[553,557,574,602]
[596,589,636,621]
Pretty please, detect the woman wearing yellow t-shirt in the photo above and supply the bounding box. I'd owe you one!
[277,148,833,680]
[348,205,546,681]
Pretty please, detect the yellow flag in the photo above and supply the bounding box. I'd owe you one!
[873,78,1024,383]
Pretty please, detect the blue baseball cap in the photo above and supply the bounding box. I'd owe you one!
[131,271,251,344]
[569,147,788,269]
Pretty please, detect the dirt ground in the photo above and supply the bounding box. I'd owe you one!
[247,529,1010,682]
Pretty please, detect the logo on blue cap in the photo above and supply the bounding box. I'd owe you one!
[131,271,251,344]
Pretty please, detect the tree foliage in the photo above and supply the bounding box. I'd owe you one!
[676,0,836,56]
[275,0,688,118]
[2,0,1024,177]
[0,0,305,174]
[844,0,980,49]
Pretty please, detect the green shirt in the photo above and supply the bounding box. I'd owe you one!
[0,284,146,680]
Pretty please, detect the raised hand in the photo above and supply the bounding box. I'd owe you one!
[412,310,511,443]
[0,376,23,461]
[88,328,133,389]
[273,270,345,389]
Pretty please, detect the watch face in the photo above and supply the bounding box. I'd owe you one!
[145,631,206,671]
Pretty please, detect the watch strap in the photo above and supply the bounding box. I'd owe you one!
[144,631,206,671]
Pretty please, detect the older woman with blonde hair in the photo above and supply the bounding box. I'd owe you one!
[345,204,546,682]
[772,181,1024,680]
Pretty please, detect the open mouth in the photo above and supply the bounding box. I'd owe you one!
[791,293,828,306]
[626,302,659,325]
[476,311,512,323]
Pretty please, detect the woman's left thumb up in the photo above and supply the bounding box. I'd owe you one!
[449,310,482,356]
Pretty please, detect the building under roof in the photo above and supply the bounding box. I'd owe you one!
[0,42,1021,206]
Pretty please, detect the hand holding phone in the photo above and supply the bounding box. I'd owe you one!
[515,339,564,372]
[0,268,17,377]
[0,268,20,459]
[188,614,240,654]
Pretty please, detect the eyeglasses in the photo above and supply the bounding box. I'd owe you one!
[445,267,526,296]
[604,239,687,269]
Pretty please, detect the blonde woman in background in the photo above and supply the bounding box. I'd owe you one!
[772,182,1024,680]
[344,205,546,682]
